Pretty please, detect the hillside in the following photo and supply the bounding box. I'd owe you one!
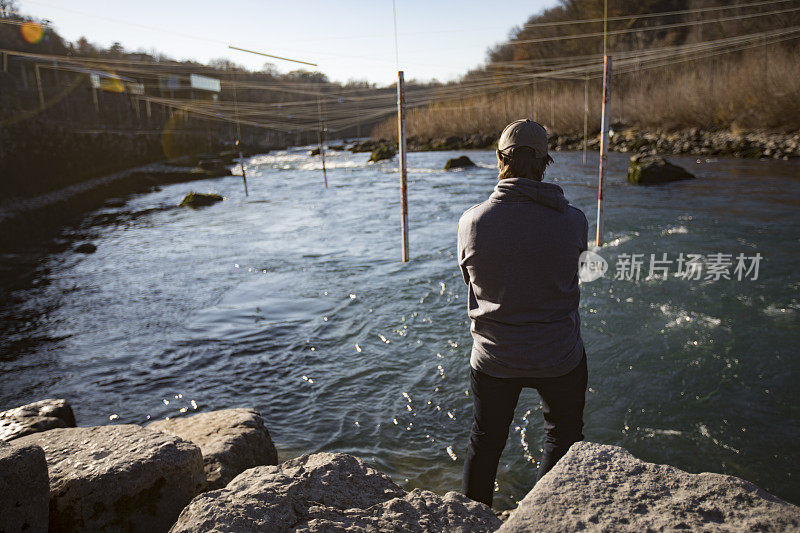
[374,0,800,139]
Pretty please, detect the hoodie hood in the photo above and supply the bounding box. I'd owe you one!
[490,177,569,212]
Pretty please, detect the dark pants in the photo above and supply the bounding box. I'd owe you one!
[462,352,587,507]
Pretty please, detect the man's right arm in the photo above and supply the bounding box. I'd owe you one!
[457,219,470,286]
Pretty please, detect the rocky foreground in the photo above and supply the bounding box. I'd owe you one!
[1,399,798,532]
[499,442,799,532]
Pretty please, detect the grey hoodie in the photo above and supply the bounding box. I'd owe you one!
[457,177,588,378]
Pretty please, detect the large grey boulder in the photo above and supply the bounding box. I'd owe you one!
[0,441,49,533]
[0,398,76,442]
[499,441,800,532]
[171,452,501,532]
[147,408,278,490]
[16,424,204,532]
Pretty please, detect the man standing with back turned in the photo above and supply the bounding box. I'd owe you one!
[458,119,588,507]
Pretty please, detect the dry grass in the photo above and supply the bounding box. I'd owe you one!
[625,48,800,131]
[372,48,800,139]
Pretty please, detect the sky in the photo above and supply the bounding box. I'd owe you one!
[15,0,557,86]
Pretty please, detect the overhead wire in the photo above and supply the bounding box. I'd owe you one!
[503,5,800,46]
[521,0,797,29]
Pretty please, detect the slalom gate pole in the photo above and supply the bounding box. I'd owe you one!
[596,56,612,247]
[317,96,328,188]
[239,148,248,197]
[583,74,589,164]
[231,76,248,196]
[35,64,44,109]
[397,70,409,262]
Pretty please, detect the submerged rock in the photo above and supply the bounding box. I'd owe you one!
[369,144,396,162]
[75,242,97,254]
[627,154,696,185]
[0,441,49,533]
[16,424,204,532]
[179,192,223,208]
[499,441,800,532]
[444,155,476,170]
[171,452,501,533]
[0,398,76,442]
[147,408,278,490]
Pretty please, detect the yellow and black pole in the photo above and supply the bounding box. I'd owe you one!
[225,45,318,197]
[317,96,328,188]
[231,76,248,197]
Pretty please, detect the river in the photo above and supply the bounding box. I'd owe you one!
[1,147,798,509]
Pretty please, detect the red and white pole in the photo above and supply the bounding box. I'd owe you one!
[397,70,409,262]
[596,55,612,247]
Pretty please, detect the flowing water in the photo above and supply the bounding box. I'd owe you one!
[1,147,798,508]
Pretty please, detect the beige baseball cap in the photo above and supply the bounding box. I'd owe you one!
[498,119,548,158]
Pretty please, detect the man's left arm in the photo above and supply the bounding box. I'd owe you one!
[582,216,589,252]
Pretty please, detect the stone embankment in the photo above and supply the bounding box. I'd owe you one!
[552,128,800,160]
[1,398,798,532]
[0,152,239,249]
[358,129,800,160]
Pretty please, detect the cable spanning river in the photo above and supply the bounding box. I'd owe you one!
[1,147,798,508]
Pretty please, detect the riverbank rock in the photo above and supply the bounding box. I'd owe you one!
[196,154,231,173]
[432,135,463,151]
[466,133,496,149]
[147,408,278,490]
[0,441,49,533]
[310,147,321,156]
[627,154,695,185]
[499,441,800,532]
[407,133,496,152]
[369,144,396,162]
[349,139,389,153]
[393,128,800,159]
[75,242,97,254]
[444,155,476,170]
[104,198,127,208]
[171,452,501,532]
[0,398,76,442]
[16,424,204,532]
[179,192,223,208]
[128,167,232,191]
